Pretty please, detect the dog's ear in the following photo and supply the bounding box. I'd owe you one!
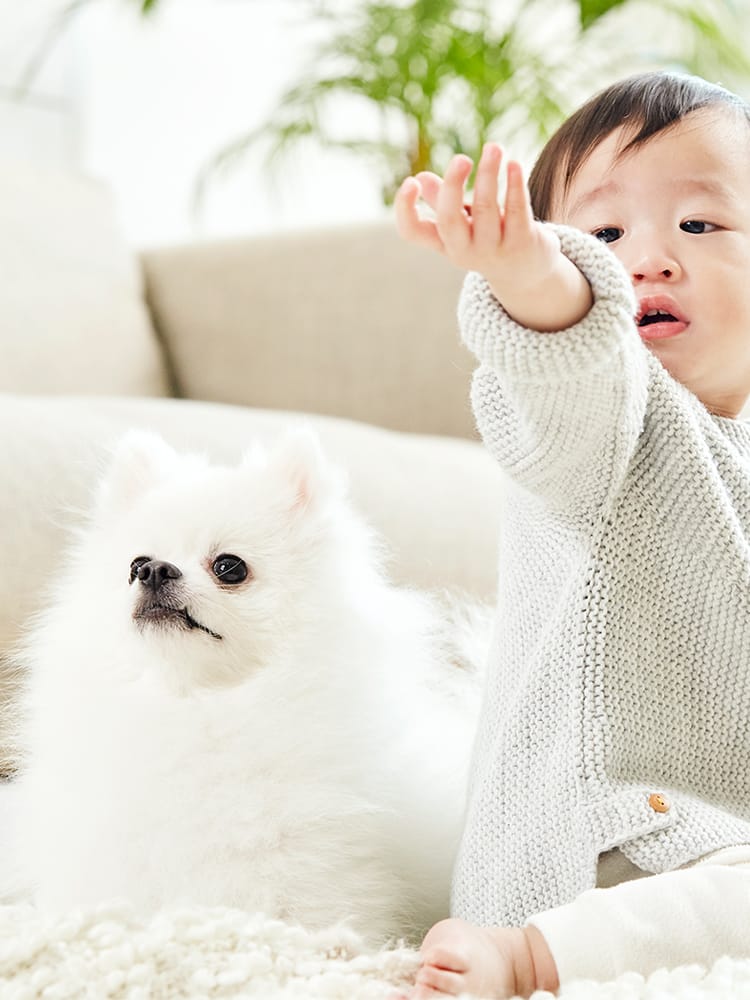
[266,425,342,514]
[96,430,178,516]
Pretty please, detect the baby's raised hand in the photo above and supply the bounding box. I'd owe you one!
[395,144,593,333]
[395,145,555,277]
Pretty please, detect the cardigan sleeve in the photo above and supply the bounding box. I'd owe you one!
[460,225,649,517]
[525,847,750,984]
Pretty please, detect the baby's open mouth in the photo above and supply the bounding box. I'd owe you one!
[133,603,222,640]
[634,296,688,340]
[638,309,678,327]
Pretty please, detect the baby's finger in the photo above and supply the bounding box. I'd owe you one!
[418,171,475,220]
[395,177,445,254]
[471,143,503,249]
[435,154,473,253]
[414,171,442,212]
[502,159,535,243]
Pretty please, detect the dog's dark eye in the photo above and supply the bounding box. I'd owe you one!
[212,554,249,585]
[129,556,151,584]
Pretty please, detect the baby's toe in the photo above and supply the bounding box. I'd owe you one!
[421,942,469,974]
[420,938,469,972]
[416,964,466,995]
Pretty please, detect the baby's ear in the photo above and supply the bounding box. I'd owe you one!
[266,425,343,514]
[96,430,178,517]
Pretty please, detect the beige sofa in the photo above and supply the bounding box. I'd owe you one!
[0,161,504,774]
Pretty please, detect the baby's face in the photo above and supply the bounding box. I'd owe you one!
[555,108,750,418]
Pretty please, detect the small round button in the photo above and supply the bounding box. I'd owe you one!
[648,793,670,813]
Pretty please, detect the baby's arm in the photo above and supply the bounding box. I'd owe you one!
[395,144,593,332]
[397,145,644,516]
[527,848,750,984]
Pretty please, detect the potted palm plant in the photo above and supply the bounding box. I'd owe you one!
[19,0,750,204]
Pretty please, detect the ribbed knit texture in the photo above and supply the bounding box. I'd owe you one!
[451,225,750,928]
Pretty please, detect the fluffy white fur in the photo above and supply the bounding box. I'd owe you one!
[5,428,488,945]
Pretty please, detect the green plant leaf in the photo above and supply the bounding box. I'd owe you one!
[578,0,629,29]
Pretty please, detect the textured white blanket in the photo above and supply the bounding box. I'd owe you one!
[2,901,750,999]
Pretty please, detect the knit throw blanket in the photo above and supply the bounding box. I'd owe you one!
[3,902,750,999]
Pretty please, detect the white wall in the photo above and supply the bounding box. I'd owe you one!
[1,0,389,247]
[0,0,79,166]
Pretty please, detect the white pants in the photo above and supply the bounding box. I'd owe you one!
[528,844,750,983]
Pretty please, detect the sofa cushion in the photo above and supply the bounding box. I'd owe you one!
[140,223,475,438]
[0,161,169,397]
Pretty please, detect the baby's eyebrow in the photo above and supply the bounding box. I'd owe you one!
[566,180,622,218]
[567,176,734,218]
[669,176,735,202]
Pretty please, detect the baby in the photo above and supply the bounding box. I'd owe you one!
[392,71,750,998]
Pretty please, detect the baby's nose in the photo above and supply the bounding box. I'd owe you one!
[631,254,682,283]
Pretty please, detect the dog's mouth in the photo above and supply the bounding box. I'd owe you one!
[133,603,223,641]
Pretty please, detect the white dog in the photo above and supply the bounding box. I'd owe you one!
[3,428,488,944]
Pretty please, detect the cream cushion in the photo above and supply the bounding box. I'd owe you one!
[141,224,474,437]
[0,161,168,397]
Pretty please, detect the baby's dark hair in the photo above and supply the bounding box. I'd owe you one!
[528,71,750,221]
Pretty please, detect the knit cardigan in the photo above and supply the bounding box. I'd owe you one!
[451,225,750,928]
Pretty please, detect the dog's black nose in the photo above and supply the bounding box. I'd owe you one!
[136,559,182,593]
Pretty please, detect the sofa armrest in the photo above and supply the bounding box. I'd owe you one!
[140,222,477,439]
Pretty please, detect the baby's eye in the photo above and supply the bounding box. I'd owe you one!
[592,227,622,244]
[680,220,718,234]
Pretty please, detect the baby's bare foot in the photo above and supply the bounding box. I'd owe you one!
[404,917,537,999]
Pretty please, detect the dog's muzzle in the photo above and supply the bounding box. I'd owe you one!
[131,558,222,640]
